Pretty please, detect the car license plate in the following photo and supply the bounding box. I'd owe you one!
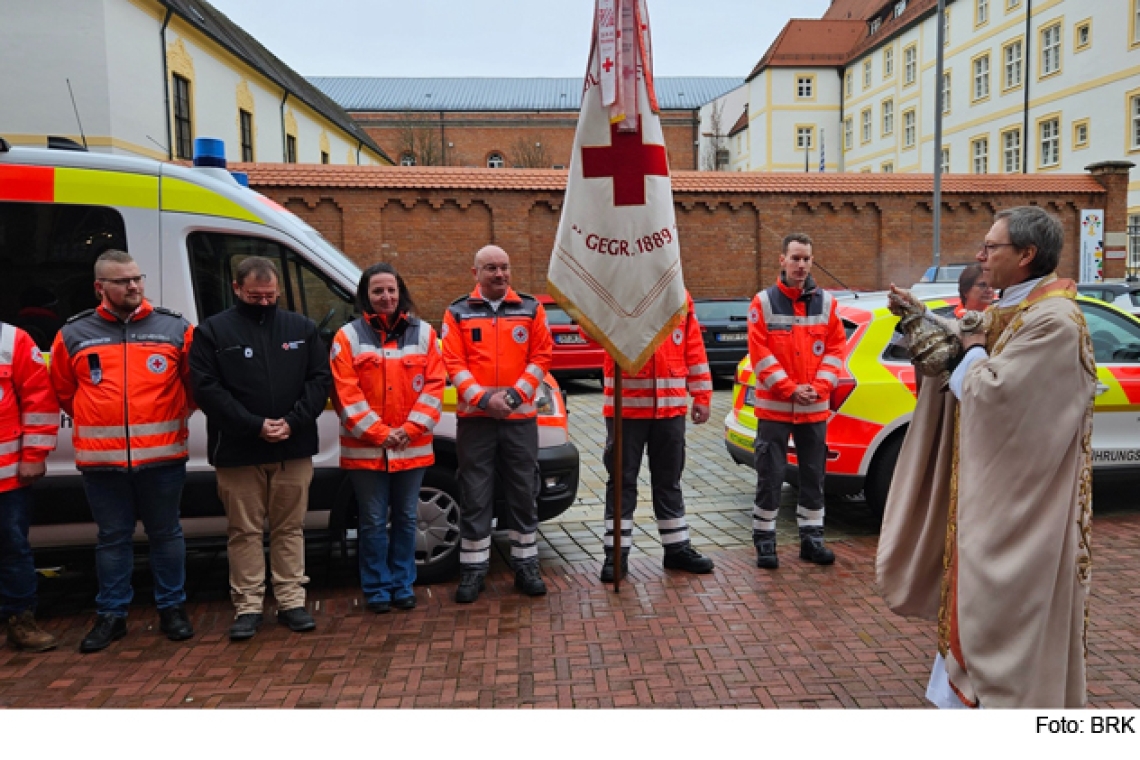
[716,332,747,342]
[555,333,587,345]
[744,387,756,407]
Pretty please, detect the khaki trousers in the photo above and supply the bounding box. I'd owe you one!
[216,459,312,616]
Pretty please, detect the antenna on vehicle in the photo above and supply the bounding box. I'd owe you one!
[145,135,168,154]
[66,78,88,150]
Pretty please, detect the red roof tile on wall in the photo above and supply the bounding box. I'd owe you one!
[237,163,1105,196]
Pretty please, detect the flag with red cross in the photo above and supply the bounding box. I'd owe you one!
[547,0,686,374]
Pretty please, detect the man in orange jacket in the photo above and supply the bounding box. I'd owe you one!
[51,250,195,652]
[442,245,553,604]
[747,233,846,570]
[600,292,715,582]
[0,321,59,651]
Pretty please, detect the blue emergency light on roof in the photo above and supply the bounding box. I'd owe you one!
[193,137,226,168]
[230,172,249,187]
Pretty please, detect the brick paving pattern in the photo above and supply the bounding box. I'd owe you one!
[1,384,1137,708]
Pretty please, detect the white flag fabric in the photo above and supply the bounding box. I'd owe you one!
[547,0,686,374]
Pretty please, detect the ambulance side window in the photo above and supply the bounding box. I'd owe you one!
[0,201,128,349]
[1081,302,1140,364]
[187,232,355,343]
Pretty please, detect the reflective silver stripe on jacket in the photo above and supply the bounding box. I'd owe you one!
[816,370,839,388]
[516,378,536,399]
[75,442,187,463]
[821,355,843,369]
[407,410,437,430]
[753,355,778,372]
[23,413,57,426]
[388,444,433,461]
[759,369,788,390]
[688,363,710,376]
[76,420,183,439]
[417,394,442,412]
[524,364,546,383]
[461,384,484,404]
[687,380,713,392]
[457,401,535,415]
[759,288,833,327]
[0,464,17,480]
[0,323,14,365]
[348,412,381,438]
[452,370,475,386]
[603,377,687,391]
[339,400,371,422]
[22,434,57,448]
[755,398,826,414]
[603,396,688,408]
[341,446,386,460]
[0,440,19,455]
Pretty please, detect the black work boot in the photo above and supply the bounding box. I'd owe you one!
[158,604,194,641]
[514,564,547,597]
[455,570,485,604]
[79,614,127,653]
[663,545,715,574]
[799,528,836,565]
[755,531,779,570]
[599,550,629,583]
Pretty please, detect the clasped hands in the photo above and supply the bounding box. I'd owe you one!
[259,418,292,443]
[792,384,818,406]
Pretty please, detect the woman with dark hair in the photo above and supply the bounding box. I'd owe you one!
[955,263,994,317]
[330,263,445,612]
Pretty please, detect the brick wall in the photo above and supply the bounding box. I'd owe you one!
[243,165,1130,324]
[351,110,701,172]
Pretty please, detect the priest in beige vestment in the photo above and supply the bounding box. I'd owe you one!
[877,206,1096,709]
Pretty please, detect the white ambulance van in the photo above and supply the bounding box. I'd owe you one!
[0,136,579,583]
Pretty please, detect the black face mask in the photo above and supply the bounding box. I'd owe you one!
[235,299,277,322]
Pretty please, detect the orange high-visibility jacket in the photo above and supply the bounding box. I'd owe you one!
[331,314,446,472]
[441,287,553,420]
[603,293,713,419]
[747,277,846,424]
[0,323,59,492]
[50,301,193,471]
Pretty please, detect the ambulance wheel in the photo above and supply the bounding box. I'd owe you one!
[865,433,904,519]
[414,469,463,585]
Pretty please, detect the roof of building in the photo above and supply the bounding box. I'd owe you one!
[746,20,867,80]
[727,106,749,137]
[238,163,1106,196]
[307,77,744,112]
[160,0,390,163]
[822,0,890,21]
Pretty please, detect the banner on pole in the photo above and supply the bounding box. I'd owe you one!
[547,0,685,374]
[1080,209,1104,283]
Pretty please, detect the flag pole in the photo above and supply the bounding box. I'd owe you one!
[612,371,623,592]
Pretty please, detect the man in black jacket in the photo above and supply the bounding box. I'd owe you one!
[189,256,332,641]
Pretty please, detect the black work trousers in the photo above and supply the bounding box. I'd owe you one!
[456,416,540,572]
[751,419,827,544]
[603,415,690,555]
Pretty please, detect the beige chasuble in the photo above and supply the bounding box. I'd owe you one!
[877,275,1095,708]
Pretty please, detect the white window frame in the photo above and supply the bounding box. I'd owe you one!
[884,47,895,78]
[1003,39,1023,90]
[903,109,916,148]
[1042,23,1062,77]
[882,99,894,136]
[972,137,989,173]
[942,72,952,114]
[864,59,873,88]
[1002,128,1021,172]
[487,152,505,169]
[1131,94,1140,150]
[844,117,854,150]
[973,54,991,101]
[941,146,951,173]
[861,109,872,143]
[904,45,917,86]
[1039,117,1060,167]
[796,76,815,99]
[976,0,989,27]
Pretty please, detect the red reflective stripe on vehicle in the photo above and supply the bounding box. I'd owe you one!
[0,165,54,202]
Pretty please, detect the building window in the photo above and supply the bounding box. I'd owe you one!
[941,146,951,173]
[904,44,917,85]
[861,108,872,143]
[844,117,854,150]
[942,72,952,114]
[400,153,416,166]
[239,109,254,162]
[863,59,872,88]
[1075,21,1091,52]
[1003,39,1023,90]
[1135,0,1140,46]
[1039,117,1060,167]
[1041,22,1062,77]
[1131,94,1140,150]
[976,0,989,27]
[845,71,853,97]
[715,149,729,169]
[944,8,951,46]
[882,99,894,136]
[796,126,814,150]
[973,54,991,101]
[172,74,192,160]
[1007,0,1021,9]
[903,109,916,147]
[972,137,989,173]
[884,47,894,78]
[320,151,329,164]
[796,75,815,99]
[285,134,297,163]
[487,152,505,168]
[1072,119,1090,150]
[895,1,907,18]
[1130,214,1140,272]
[882,161,895,173]
[870,18,881,35]
[1002,128,1022,172]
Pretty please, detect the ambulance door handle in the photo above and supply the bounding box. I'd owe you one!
[1095,381,1110,396]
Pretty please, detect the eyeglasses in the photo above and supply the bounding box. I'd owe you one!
[978,242,1015,255]
[98,275,146,287]
[480,264,511,273]
[238,291,279,304]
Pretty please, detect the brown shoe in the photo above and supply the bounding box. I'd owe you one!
[7,610,57,652]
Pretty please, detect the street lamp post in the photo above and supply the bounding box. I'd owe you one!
[933,0,947,269]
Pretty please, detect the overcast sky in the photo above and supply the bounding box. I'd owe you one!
[206,0,833,79]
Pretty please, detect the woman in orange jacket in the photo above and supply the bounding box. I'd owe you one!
[330,264,445,613]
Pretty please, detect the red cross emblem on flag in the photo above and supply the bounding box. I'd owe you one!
[581,122,668,207]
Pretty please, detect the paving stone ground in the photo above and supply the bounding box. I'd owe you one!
[1,383,1137,709]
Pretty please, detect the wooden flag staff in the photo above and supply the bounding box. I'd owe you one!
[612,371,623,592]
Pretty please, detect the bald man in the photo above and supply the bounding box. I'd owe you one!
[441,246,553,603]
